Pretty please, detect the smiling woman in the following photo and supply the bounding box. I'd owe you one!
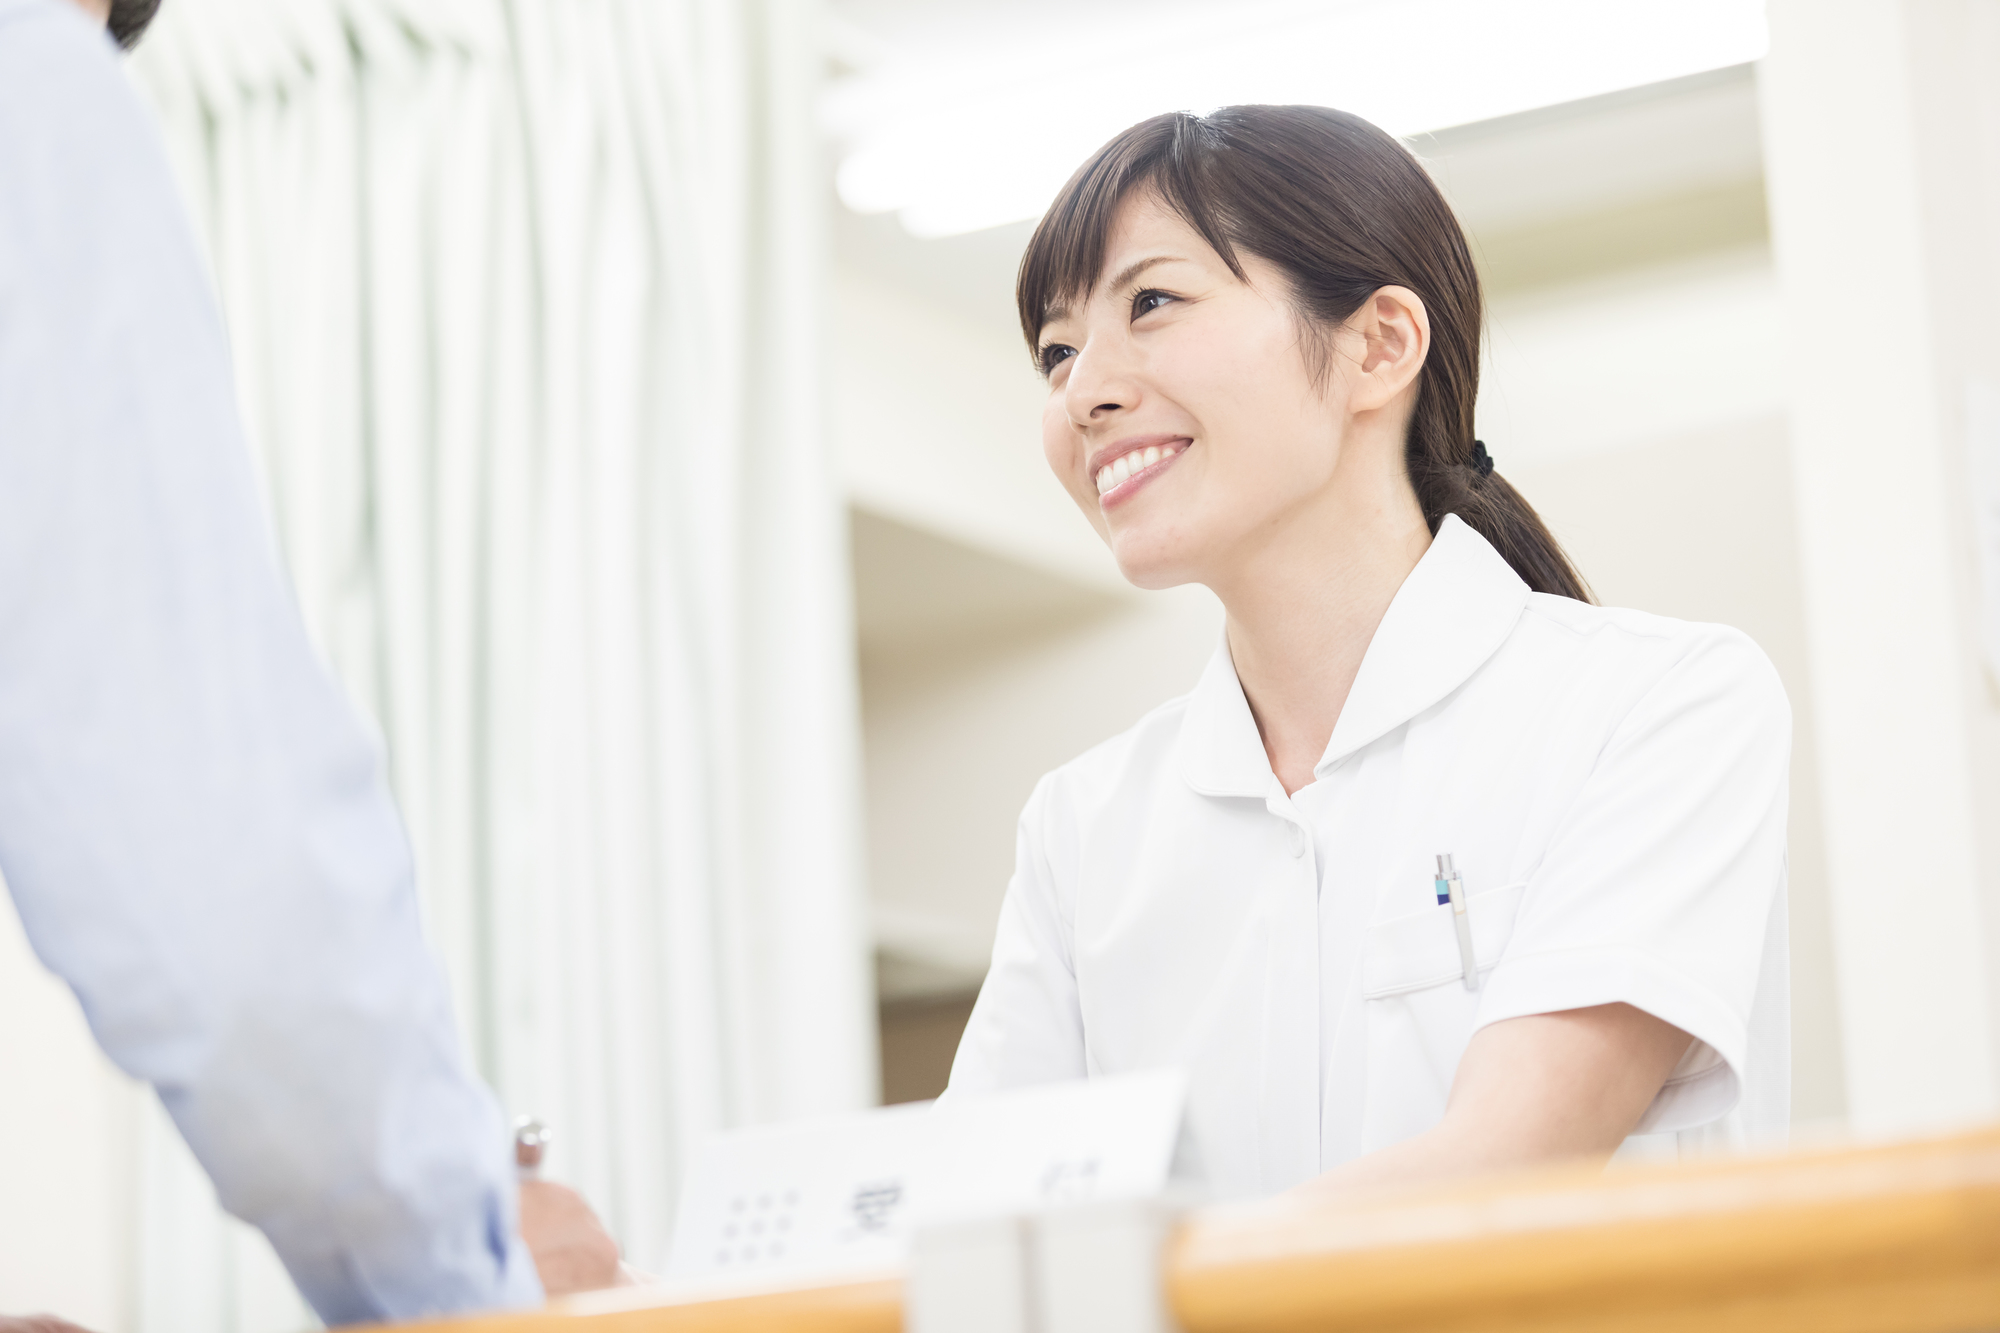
[941,106,1792,1201]
[1023,106,1589,604]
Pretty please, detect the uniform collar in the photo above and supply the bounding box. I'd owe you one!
[1178,515,1531,798]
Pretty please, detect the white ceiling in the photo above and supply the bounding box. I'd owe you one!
[1415,64,1761,236]
[823,0,1765,235]
[829,62,1765,337]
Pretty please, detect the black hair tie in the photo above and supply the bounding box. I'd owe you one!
[1470,439,1495,478]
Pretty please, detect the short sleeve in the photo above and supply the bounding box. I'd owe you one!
[943,774,1087,1097]
[1472,627,1791,1133]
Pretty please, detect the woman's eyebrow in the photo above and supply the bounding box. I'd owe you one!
[1040,254,1192,334]
[1105,254,1189,292]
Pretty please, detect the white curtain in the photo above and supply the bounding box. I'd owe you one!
[127,1,875,1325]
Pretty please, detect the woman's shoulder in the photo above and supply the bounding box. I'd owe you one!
[1518,591,1774,658]
[1509,592,1790,720]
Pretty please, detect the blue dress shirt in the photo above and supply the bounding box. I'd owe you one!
[0,0,544,1321]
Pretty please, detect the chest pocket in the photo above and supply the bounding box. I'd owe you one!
[1361,881,1527,997]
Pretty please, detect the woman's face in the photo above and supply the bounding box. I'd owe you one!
[1035,193,1366,590]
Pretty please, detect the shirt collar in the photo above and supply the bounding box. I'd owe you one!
[1177,515,1531,798]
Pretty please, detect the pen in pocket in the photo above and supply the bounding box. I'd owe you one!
[1435,853,1480,991]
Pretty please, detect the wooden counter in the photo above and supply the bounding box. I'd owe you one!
[386,1124,2000,1333]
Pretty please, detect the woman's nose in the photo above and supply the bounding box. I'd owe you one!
[1063,343,1139,429]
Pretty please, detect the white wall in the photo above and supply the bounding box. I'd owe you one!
[1759,0,2000,1136]
[1478,246,1784,466]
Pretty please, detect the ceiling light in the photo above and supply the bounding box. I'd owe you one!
[827,0,1767,239]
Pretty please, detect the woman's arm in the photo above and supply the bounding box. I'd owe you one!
[1298,1004,1693,1196]
[943,775,1088,1099]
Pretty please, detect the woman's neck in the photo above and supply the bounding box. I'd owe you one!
[1213,463,1432,797]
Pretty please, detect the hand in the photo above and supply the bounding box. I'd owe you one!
[0,1318,99,1333]
[519,1180,624,1297]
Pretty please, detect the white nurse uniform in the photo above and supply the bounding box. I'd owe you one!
[945,515,1791,1200]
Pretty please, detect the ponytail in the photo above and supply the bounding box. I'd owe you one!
[1410,448,1593,601]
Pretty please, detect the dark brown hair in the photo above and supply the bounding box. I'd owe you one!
[1018,105,1592,602]
[108,0,163,49]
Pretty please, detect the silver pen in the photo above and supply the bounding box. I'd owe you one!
[1435,854,1479,991]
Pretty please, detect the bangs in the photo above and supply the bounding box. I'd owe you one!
[1015,112,1247,354]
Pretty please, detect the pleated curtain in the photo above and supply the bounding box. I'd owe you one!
[127,2,874,1326]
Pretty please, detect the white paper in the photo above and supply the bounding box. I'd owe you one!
[664,1069,1187,1283]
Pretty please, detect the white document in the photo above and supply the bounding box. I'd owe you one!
[664,1069,1187,1284]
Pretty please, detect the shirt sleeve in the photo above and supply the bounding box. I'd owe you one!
[943,774,1088,1097]
[1472,624,1792,1134]
[0,3,541,1322]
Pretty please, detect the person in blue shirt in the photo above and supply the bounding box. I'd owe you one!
[0,0,620,1323]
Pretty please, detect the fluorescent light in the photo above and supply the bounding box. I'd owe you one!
[828,0,1768,239]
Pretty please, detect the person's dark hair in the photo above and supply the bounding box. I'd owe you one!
[1017,105,1593,602]
[108,0,163,49]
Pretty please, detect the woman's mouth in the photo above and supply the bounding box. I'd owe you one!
[1093,438,1190,505]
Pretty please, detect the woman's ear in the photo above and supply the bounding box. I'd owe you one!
[1347,285,1430,413]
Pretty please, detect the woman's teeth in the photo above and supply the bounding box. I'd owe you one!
[1095,444,1174,496]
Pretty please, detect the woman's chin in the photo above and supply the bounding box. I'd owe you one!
[1109,534,1200,591]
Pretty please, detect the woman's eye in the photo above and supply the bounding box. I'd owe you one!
[1132,289,1175,318]
[1039,343,1077,375]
